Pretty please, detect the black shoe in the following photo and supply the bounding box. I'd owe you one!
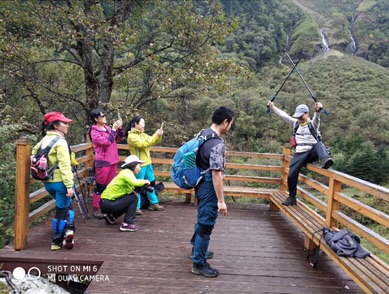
[103,213,116,225]
[191,262,219,278]
[282,196,297,206]
[322,158,334,169]
[190,248,214,260]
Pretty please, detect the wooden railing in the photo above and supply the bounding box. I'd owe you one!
[14,139,389,262]
[283,151,389,256]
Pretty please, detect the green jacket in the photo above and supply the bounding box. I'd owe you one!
[101,169,148,201]
[127,129,162,166]
[32,131,74,188]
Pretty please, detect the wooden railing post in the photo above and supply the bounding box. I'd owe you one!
[14,137,32,250]
[281,146,291,191]
[326,176,342,228]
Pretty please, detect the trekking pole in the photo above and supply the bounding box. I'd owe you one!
[284,52,328,115]
[266,56,302,114]
[73,168,91,219]
[73,185,91,219]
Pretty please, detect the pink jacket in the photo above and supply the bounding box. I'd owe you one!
[90,125,124,167]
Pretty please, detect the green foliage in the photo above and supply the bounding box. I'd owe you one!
[0,109,20,248]
[219,0,304,70]
[291,17,320,55]
[332,137,389,184]
[357,0,379,12]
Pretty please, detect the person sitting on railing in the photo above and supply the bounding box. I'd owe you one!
[32,112,76,251]
[267,101,334,206]
[89,109,124,219]
[100,155,150,232]
[126,115,164,214]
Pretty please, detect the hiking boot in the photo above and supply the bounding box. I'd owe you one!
[63,230,74,250]
[322,158,334,169]
[190,248,214,260]
[136,209,143,215]
[282,196,297,206]
[148,204,164,211]
[120,223,139,232]
[51,242,62,251]
[93,208,104,219]
[191,262,219,278]
[103,213,116,225]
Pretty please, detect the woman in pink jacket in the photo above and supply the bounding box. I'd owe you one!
[89,109,124,218]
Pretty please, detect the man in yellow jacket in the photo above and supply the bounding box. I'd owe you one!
[127,116,164,214]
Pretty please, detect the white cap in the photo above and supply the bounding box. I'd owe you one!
[292,104,309,118]
[121,155,144,168]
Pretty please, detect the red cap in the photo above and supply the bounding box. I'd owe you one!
[44,112,73,124]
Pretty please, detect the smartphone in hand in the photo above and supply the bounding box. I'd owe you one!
[160,122,164,129]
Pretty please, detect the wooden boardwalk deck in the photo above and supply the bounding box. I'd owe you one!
[0,200,363,293]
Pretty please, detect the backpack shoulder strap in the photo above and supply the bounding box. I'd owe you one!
[307,122,320,141]
[293,121,299,135]
[196,130,221,170]
[38,136,62,156]
[294,121,321,142]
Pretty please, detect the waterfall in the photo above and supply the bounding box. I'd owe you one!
[350,14,357,54]
[350,33,356,54]
[319,29,329,52]
[279,35,289,64]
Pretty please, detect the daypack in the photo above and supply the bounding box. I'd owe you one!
[171,130,217,189]
[31,136,62,181]
[290,121,332,158]
[323,228,370,258]
[290,121,320,148]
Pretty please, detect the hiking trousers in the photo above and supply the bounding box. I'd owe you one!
[191,181,218,266]
[44,181,75,243]
[100,193,138,224]
[135,164,159,208]
[93,164,117,209]
[288,141,329,198]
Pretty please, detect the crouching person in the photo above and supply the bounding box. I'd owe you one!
[100,155,150,232]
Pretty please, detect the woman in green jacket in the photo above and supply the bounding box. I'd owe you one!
[100,155,150,232]
[126,116,164,214]
[32,112,75,251]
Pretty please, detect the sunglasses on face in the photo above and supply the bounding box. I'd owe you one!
[99,114,106,118]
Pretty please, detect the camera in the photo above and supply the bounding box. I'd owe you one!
[144,185,154,193]
[135,185,154,195]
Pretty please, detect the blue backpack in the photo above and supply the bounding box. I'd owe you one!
[171,130,215,189]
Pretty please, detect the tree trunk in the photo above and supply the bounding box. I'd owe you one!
[98,36,114,109]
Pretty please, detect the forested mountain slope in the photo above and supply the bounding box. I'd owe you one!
[290,0,389,66]
[0,0,388,183]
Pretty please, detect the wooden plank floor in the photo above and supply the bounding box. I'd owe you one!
[0,199,364,293]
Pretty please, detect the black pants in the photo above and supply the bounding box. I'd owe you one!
[288,142,329,198]
[100,193,137,224]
